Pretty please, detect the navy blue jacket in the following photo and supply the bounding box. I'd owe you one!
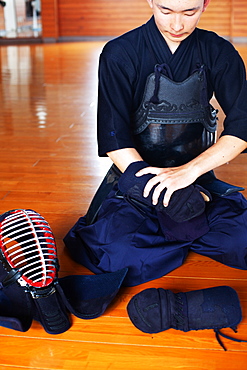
[97,16,247,157]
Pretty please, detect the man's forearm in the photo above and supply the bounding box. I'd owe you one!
[187,135,247,179]
[107,147,143,172]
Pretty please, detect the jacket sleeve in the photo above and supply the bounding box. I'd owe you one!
[97,42,138,157]
[211,44,247,144]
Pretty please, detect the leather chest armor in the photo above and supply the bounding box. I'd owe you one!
[133,64,218,167]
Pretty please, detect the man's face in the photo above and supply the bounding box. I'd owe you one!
[147,0,209,51]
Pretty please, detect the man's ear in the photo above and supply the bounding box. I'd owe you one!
[146,0,154,9]
[203,0,211,12]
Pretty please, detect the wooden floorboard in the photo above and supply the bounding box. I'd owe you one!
[0,41,247,369]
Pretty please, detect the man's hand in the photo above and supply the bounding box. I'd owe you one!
[135,164,198,207]
[136,135,247,206]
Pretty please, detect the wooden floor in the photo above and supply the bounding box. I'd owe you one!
[0,40,247,370]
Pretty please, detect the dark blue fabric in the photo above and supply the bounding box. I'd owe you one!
[191,192,247,269]
[58,268,128,319]
[118,161,210,240]
[156,211,209,242]
[64,191,247,287]
[64,187,190,286]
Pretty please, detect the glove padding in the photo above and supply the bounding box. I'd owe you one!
[127,286,247,351]
[118,161,211,223]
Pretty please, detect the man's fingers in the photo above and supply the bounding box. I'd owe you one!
[162,188,174,207]
[200,191,210,202]
[142,176,161,198]
[151,182,167,205]
[135,166,178,206]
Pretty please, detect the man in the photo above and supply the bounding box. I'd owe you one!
[64,0,247,286]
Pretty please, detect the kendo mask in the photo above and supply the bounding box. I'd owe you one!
[0,209,70,334]
[0,209,128,334]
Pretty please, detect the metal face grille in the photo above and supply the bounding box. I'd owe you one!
[0,209,57,288]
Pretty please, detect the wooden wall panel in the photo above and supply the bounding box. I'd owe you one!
[0,6,4,32]
[57,0,152,37]
[198,0,231,37]
[41,0,58,39]
[232,0,247,38]
[41,0,247,41]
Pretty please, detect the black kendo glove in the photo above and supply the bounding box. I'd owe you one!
[127,286,247,351]
[118,161,212,223]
